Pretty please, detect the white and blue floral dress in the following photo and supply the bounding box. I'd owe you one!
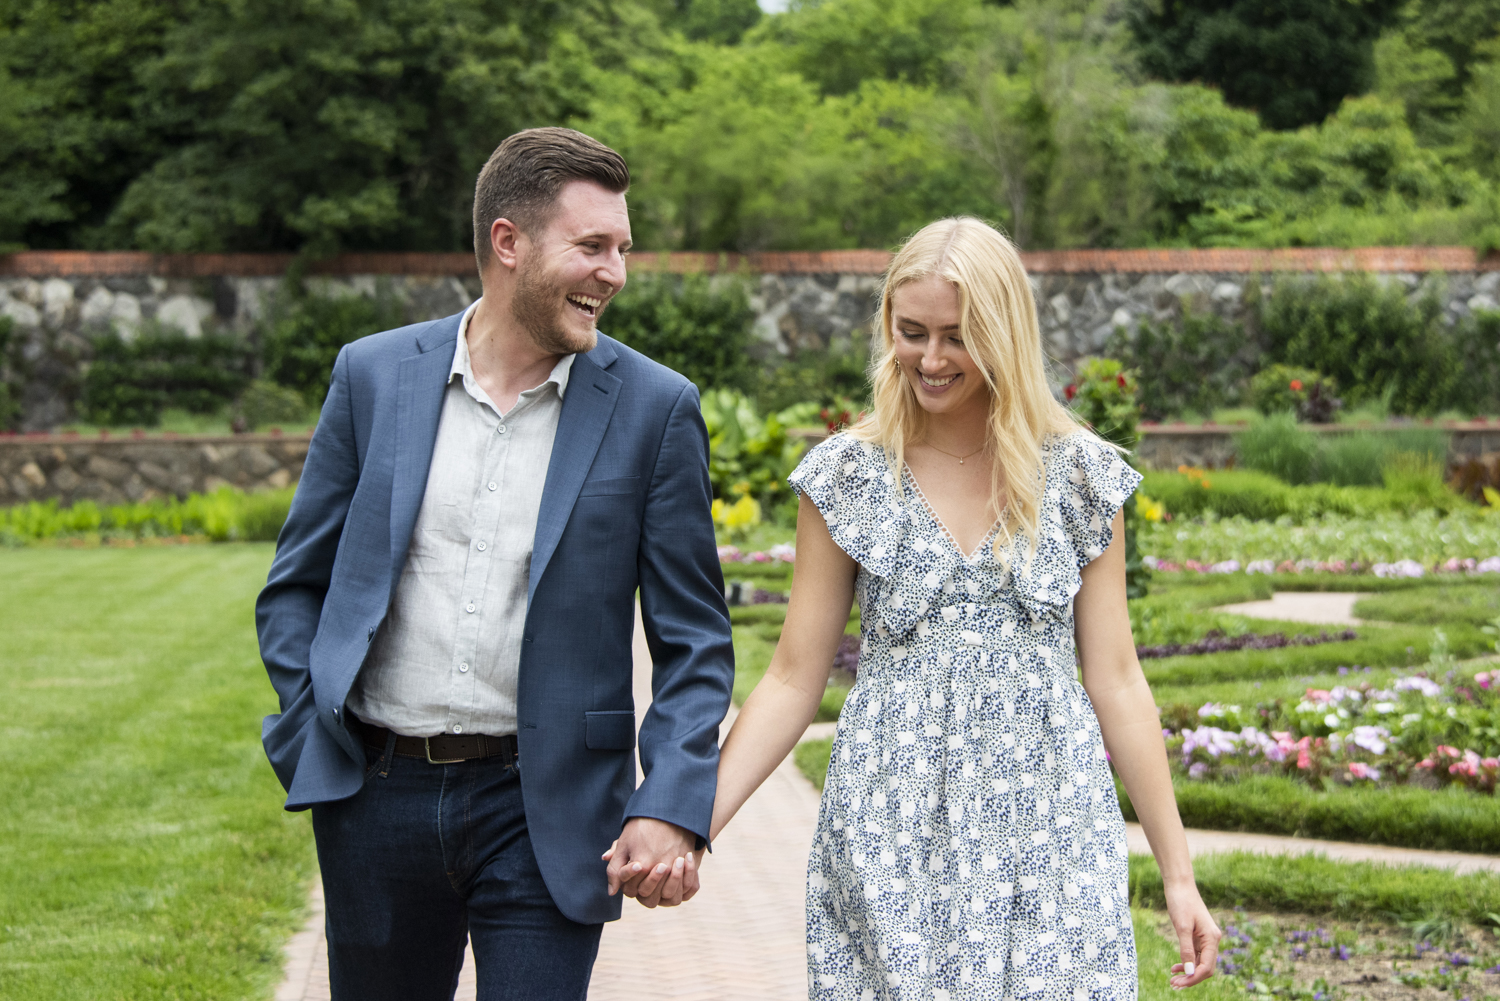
[788,430,1144,1001]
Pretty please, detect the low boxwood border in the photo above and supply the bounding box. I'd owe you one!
[1119,775,1500,854]
[1130,850,1500,923]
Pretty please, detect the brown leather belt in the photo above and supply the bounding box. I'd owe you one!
[361,722,518,765]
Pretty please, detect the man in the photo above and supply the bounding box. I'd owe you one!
[256,128,733,1000]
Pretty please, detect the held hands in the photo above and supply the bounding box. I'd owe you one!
[1165,882,1222,989]
[601,817,704,908]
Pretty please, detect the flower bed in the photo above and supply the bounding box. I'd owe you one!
[1137,628,1358,660]
[1160,639,1500,790]
[717,543,795,564]
[1139,512,1500,571]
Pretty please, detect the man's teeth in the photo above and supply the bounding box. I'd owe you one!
[567,294,602,310]
[919,372,958,387]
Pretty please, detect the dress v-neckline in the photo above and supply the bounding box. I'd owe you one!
[901,464,1002,565]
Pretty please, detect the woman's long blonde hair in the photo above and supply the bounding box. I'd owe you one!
[848,217,1086,564]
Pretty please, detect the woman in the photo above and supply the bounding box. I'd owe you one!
[707,217,1219,1000]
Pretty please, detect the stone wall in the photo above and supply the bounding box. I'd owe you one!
[0,434,309,506]
[2,247,1495,431]
[4,421,1498,507]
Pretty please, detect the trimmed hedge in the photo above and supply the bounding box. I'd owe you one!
[1119,775,1500,854]
[1130,850,1500,923]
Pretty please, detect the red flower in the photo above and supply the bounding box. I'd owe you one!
[1065,384,1077,400]
[1289,379,1303,391]
[1116,374,1127,388]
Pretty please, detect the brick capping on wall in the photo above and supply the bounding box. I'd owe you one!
[4,246,1499,278]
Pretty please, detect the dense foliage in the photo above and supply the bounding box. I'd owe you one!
[600,272,758,394]
[1126,0,1403,130]
[260,280,406,405]
[3,0,1498,254]
[0,488,293,544]
[79,327,254,426]
[1111,310,1251,420]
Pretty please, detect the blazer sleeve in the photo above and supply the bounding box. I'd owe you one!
[255,346,362,793]
[626,382,735,844]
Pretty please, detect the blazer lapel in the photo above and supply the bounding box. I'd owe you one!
[528,342,622,604]
[390,316,462,589]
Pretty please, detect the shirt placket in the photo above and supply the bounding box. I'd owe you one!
[445,398,510,736]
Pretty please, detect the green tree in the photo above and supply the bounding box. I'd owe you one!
[749,0,986,96]
[1126,0,1405,129]
[0,0,670,253]
[654,0,762,44]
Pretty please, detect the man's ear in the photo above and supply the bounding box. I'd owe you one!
[490,217,524,271]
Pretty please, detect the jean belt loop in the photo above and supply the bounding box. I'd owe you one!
[379,728,398,779]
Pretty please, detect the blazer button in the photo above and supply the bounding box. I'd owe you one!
[367,626,375,642]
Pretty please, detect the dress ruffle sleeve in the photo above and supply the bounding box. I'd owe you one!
[787,434,906,579]
[1053,431,1144,569]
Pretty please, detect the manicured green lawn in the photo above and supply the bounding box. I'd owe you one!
[0,545,313,1000]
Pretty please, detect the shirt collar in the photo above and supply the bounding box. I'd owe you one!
[451,298,575,401]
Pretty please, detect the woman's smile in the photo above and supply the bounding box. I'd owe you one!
[917,370,960,390]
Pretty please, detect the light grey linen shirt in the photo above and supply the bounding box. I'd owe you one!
[348,300,574,737]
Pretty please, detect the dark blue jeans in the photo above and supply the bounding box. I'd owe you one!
[311,742,603,1001]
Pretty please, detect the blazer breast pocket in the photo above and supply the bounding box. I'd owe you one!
[578,475,640,498]
[584,710,637,751]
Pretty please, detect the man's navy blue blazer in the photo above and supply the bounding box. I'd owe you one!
[255,312,734,924]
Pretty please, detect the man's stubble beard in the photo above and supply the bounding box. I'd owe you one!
[510,253,602,356]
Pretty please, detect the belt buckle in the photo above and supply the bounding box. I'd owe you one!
[424,737,464,765]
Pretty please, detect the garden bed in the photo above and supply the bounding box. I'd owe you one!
[1147,909,1500,1001]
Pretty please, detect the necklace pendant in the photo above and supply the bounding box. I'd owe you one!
[959,459,964,464]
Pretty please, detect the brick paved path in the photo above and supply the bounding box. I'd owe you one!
[275,592,1500,1000]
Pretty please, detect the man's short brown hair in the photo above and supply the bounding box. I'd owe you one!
[472,128,630,272]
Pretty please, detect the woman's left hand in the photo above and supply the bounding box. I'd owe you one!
[1164,882,1221,989]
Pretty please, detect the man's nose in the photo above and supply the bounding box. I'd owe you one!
[597,248,627,291]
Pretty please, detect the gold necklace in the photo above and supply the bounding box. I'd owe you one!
[923,439,987,465]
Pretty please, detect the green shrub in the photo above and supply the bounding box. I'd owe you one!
[1120,775,1500,854]
[236,380,311,431]
[1453,308,1500,414]
[80,326,254,427]
[1318,427,1447,487]
[1110,309,1251,421]
[602,272,758,395]
[1068,358,1148,597]
[0,487,295,544]
[0,315,19,431]
[261,281,406,405]
[1256,273,1460,416]
[754,347,870,415]
[235,489,295,542]
[1247,363,1337,420]
[700,390,807,522]
[1234,413,1320,485]
[1140,467,1298,520]
[1129,850,1500,924]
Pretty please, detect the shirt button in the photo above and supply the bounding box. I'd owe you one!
[496,424,507,434]
[488,482,498,491]
[453,724,463,734]
[459,662,470,673]
[476,541,487,552]
[466,602,476,613]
